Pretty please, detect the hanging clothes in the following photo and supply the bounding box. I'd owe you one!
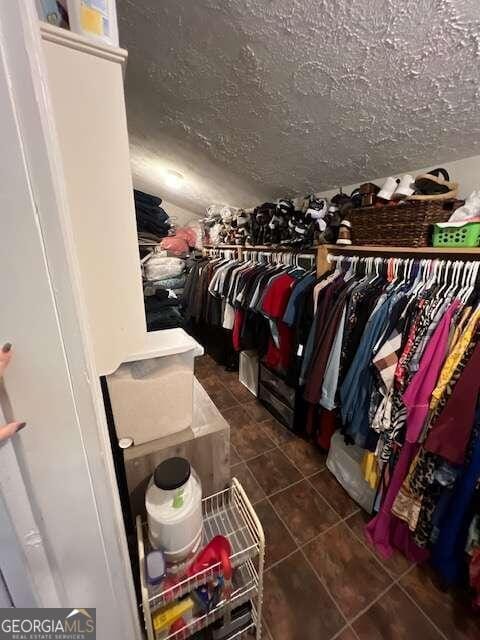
[297,253,480,581]
[425,340,480,465]
[430,410,480,586]
[183,250,317,376]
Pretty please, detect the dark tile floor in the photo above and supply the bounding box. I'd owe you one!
[195,354,480,640]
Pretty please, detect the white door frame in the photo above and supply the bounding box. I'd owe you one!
[0,1,141,636]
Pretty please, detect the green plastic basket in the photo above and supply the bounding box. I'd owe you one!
[432,221,480,248]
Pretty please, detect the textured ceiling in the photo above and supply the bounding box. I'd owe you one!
[118,0,480,214]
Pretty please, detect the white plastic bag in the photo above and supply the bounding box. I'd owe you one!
[326,431,376,513]
[449,191,480,222]
[144,255,185,281]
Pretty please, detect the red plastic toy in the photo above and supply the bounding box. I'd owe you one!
[186,535,232,580]
[161,536,232,602]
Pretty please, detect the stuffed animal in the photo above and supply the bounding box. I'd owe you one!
[234,209,250,245]
[275,199,294,245]
[289,206,314,247]
[203,204,223,245]
[266,210,283,245]
[305,195,329,244]
[252,202,276,245]
[317,193,353,244]
[217,222,229,245]
[202,205,237,245]
[227,217,238,244]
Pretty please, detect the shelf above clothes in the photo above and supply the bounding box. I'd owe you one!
[324,244,480,255]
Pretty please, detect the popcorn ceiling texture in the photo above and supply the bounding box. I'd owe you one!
[118,0,480,214]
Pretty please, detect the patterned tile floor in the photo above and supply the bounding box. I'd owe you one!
[194,354,480,640]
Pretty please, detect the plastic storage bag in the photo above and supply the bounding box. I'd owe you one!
[326,431,376,513]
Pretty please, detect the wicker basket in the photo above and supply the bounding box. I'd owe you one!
[349,199,464,247]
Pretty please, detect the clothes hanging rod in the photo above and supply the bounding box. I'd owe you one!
[204,243,479,256]
[327,254,480,268]
[203,244,316,253]
[316,244,480,277]
[203,244,238,249]
[322,244,480,256]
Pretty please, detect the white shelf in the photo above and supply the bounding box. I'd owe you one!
[124,329,204,363]
[40,23,126,65]
[41,19,147,375]
[137,479,264,640]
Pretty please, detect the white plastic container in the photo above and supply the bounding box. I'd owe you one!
[106,330,203,446]
[239,350,258,397]
[67,0,119,46]
[146,458,203,563]
[326,431,376,513]
[107,352,194,445]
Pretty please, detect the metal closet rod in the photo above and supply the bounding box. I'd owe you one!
[202,244,316,252]
[203,245,316,267]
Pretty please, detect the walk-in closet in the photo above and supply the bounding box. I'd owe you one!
[1,2,480,640]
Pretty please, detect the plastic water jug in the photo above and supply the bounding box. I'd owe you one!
[146,457,203,563]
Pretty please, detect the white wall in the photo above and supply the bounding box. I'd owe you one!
[315,154,480,201]
[162,200,199,226]
[0,2,140,635]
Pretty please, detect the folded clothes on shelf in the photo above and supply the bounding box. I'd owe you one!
[144,256,185,282]
[134,189,171,238]
[149,274,186,290]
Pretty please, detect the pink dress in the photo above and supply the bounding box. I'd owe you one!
[403,300,460,444]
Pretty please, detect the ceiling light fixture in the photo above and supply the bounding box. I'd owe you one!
[165,169,184,189]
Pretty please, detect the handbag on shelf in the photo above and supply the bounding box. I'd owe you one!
[408,168,459,202]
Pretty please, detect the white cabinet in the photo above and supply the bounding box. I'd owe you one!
[40,24,146,375]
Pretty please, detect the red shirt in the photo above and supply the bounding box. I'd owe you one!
[262,274,295,372]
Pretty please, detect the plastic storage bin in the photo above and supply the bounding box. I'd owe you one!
[259,363,296,407]
[106,329,203,446]
[258,384,294,430]
[146,458,203,563]
[239,350,258,397]
[326,431,376,513]
[432,221,480,247]
[107,353,193,445]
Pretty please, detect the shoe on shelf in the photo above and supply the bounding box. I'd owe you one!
[377,176,399,201]
[336,219,352,245]
[306,199,328,219]
[393,174,415,199]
